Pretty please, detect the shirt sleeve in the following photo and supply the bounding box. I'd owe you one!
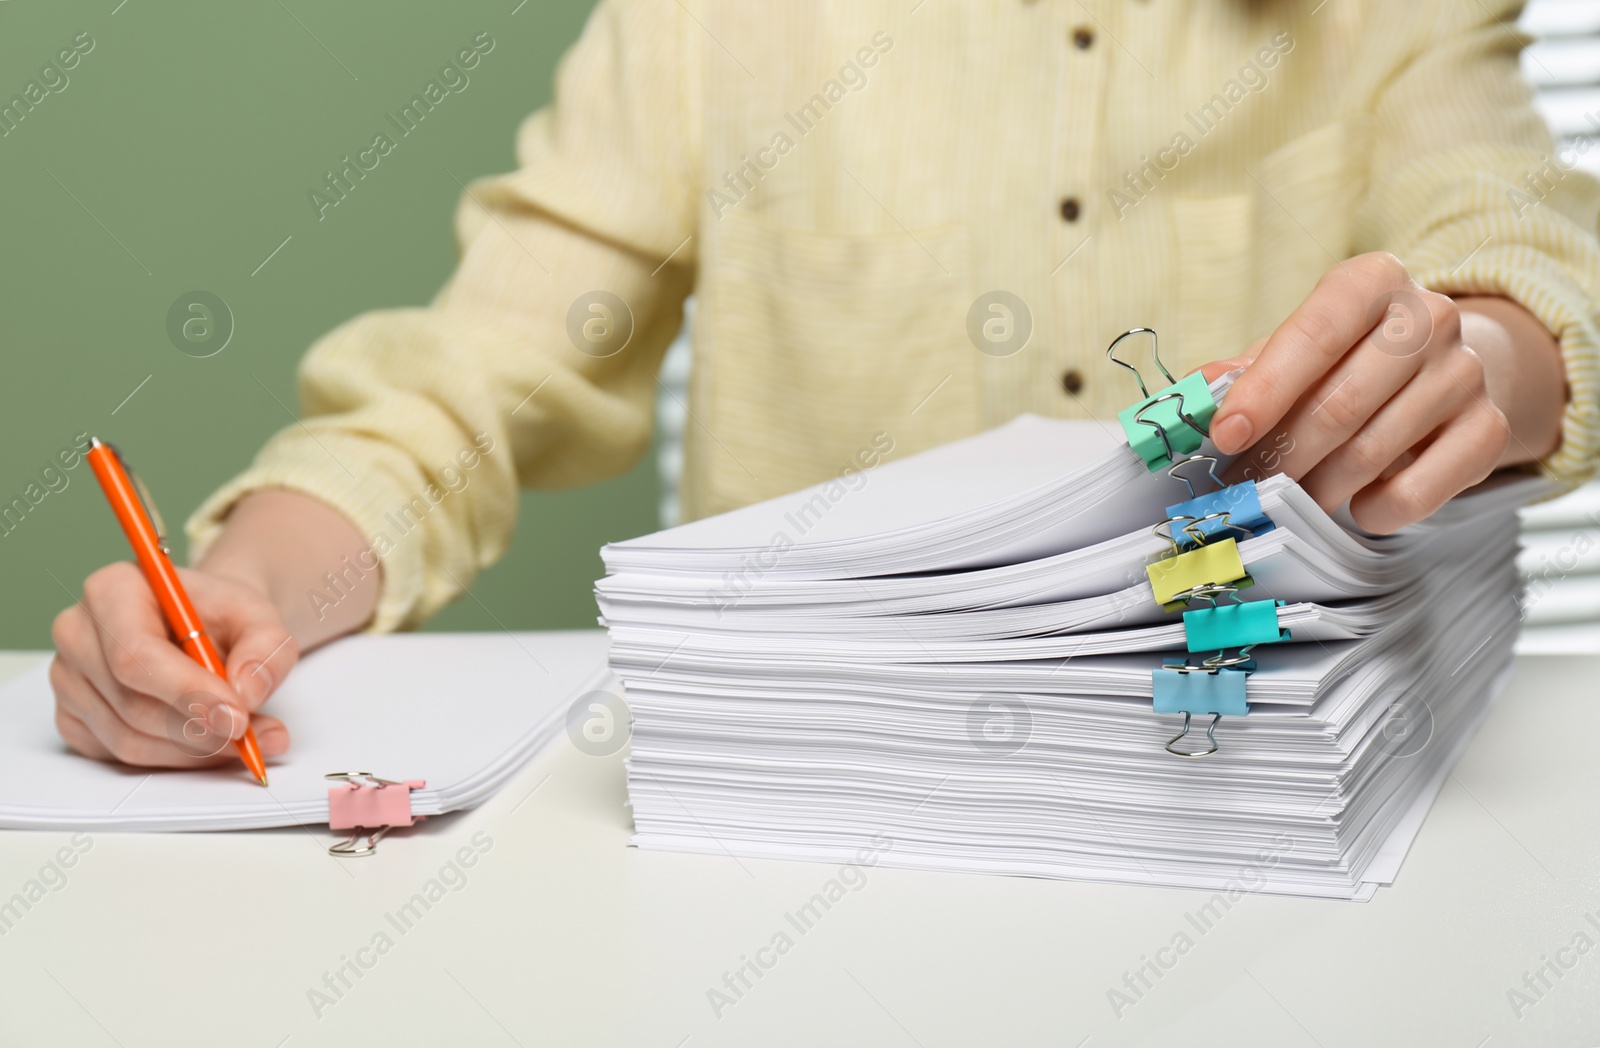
[186,0,700,632]
[1353,0,1600,490]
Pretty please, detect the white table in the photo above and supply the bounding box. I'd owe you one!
[0,646,1595,1048]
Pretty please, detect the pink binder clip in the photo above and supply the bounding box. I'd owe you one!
[325,772,426,856]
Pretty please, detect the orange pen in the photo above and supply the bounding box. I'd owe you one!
[85,438,269,786]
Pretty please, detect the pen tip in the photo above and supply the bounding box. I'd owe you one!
[257,771,270,787]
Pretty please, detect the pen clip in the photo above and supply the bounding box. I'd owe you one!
[96,439,171,555]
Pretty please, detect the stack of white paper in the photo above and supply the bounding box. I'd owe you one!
[601,382,1545,900]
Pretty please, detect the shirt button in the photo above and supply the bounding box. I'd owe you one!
[1072,26,1095,49]
[1061,368,1085,395]
[1060,197,1081,222]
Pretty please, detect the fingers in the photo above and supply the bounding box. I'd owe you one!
[1212,253,1421,454]
[175,566,299,710]
[50,656,242,769]
[49,561,298,769]
[54,707,109,762]
[1298,349,1480,510]
[1268,340,1423,478]
[1349,399,1509,533]
[52,596,223,748]
[79,563,248,737]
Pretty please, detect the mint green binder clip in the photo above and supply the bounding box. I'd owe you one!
[1107,328,1218,471]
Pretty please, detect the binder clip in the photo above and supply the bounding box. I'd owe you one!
[1166,478,1275,548]
[1146,536,1248,606]
[1150,513,1253,563]
[1153,650,1259,758]
[1108,328,1217,471]
[1165,455,1226,499]
[1183,598,1288,653]
[325,772,426,856]
[1144,523,1277,757]
[1108,325,1278,758]
[1153,661,1249,758]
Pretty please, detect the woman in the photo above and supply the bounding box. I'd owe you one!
[48,0,1600,767]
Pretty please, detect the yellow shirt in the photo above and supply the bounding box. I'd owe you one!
[188,0,1600,632]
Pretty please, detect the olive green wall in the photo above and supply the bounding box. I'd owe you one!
[0,0,655,648]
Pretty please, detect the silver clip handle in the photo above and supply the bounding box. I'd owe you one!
[1106,327,1176,399]
[329,825,392,857]
[90,437,172,556]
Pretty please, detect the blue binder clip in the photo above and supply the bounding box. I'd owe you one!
[1153,657,1253,757]
[1166,480,1275,549]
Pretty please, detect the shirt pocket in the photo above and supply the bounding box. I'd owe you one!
[1172,192,1256,364]
[1249,115,1372,322]
[1171,115,1373,363]
[696,209,977,510]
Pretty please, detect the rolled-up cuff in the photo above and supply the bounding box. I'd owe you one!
[1417,245,1600,493]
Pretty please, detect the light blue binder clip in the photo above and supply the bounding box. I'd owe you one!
[1152,657,1253,758]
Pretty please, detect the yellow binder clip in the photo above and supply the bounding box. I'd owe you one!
[1146,537,1247,607]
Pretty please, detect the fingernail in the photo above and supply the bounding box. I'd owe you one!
[236,663,272,707]
[208,704,246,740]
[1213,414,1254,455]
[257,725,289,757]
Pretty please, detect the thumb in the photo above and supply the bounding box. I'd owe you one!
[174,567,300,712]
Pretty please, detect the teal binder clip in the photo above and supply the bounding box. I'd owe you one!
[1183,600,1289,653]
[1108,328,1216,471]
[1153,662,1250,757]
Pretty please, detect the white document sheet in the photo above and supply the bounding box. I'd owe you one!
[0,631,610,831]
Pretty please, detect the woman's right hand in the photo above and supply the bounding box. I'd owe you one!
[50,562,298,768]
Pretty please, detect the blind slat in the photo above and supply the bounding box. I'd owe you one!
[1522,38,1600,88]
[1521,0,1600,39]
